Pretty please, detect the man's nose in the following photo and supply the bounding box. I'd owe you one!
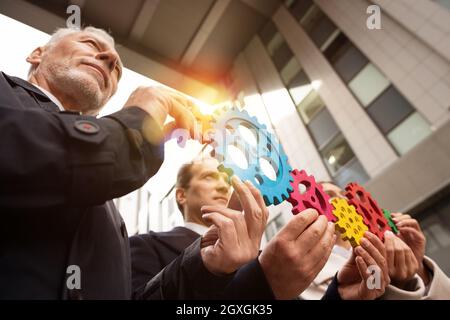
[96,50,119,73]
[216,179,230,194]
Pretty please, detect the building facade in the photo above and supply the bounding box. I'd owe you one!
[228,0,450,273]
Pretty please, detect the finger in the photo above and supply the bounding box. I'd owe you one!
[391,215,413,224]
[277,209,319,241]
[245,181,269,221]
[231,176,259,214]
[311,233,336,282]
[169,99,197,138]
[227,191,243,212]
[305,221,336,262]
[394,238,406,277]
[364,232,387,259]
[355,246,387,290]
[202,212,238,248]
[355,255,372,298]
[405,248,417,278]
[355,246,377,273]
[390,213,411,220]
[355,255,369,282]
[202,225,219,243]
[398,226,423,239]
[395,219,421,230]
[296,215,329,253]
[230,176,263,240]
[360,235,388,281]
[201,206,247,239]
[245,181,268,223]
[384,231,395,272]
[363,232,388,283]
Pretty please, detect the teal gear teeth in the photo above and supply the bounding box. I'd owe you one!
[211,107,293,206]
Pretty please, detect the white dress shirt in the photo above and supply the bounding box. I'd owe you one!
[32,83,65,111]
[184,222,208,236]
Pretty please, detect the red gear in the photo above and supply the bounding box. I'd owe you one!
[287,169,335,222]
[345,182,391,240]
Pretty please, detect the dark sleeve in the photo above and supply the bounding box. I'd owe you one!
[135,238,235,300]
[221,257,275,300]
[130,235,166,299]
[321,273,342,300]
[0,105,164,208]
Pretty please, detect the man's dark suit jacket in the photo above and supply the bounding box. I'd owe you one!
[0,72,168,299]
[131,225,343,300]
[0,71,341,300]
[131,226,279,300]
[130,226,201,295]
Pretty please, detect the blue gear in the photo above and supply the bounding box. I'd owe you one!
[211,107,293,206]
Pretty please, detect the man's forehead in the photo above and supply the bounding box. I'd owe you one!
[193,158,220,173]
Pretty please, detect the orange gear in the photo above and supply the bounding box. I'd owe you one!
[332,198,368,247]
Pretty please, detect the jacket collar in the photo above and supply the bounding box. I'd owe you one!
[2,72,51,100]
[2,72,61,112]
[152,226,200,253]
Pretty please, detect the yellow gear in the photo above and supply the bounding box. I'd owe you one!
[331,198,368,247]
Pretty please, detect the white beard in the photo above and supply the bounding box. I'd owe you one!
[43,61,108,114]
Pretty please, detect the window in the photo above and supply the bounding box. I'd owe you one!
[323,33,351,62]
[260,20,369,183]
[259,21,277,46]
[387,112,432,155]
[332,45,369,83]
[334,158,370,187]
[280,56,302,84]
[289,0,314,22]
[272,42,294,71]
[308,107,340,149]
[348,63,390,107]
[301,5,339,50]
[288,69,313,105]
[366,86,414,134]
[266,32,284,57]
[320,133,355,176]
[295,89,325,123]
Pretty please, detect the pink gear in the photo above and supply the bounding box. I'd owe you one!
[287,169,336,222]
[345,182,391,241]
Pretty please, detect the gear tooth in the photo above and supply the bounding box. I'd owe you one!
[263,195,270,206]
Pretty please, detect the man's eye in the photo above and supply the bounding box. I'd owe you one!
[84,40,99,50]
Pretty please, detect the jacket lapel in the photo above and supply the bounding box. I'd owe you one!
[2,72,61,112]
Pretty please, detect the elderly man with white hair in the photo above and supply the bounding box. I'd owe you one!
[0,26,270,299]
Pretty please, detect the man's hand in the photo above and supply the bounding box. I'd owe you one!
[384,230,419,288]
[391,213,429,285]
[123,86,197,140]
[258,209,336,300]
[200,176,269,275]
[337,232,390,300]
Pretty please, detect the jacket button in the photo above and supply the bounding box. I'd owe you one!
[74,120,100,135]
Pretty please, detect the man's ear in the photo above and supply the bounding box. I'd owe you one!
[176,188,187,207]
[26,47,45,70]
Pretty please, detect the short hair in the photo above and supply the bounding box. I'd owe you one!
[175,161,197,216]
[28,26,121,78]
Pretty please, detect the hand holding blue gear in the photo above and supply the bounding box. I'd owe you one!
[211,107,293,206]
